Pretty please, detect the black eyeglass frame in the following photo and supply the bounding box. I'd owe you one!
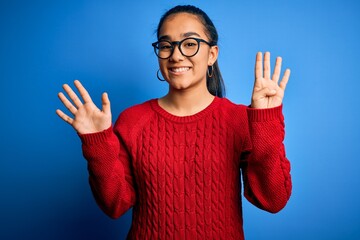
[151,37,215,59]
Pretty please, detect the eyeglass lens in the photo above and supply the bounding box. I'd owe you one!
[156,38,199,58]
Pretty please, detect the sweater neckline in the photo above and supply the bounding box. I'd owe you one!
[150,96,220,123]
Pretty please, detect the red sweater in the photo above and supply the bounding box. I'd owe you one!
[79,97,292,240]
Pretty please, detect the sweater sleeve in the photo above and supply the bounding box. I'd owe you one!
[79,125,136,219]
[241,105,292,213]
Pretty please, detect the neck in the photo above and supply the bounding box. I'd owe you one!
[159,84,215,117]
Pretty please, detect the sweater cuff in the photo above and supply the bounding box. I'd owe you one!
[78,126,114,145]
[247,104,283,122]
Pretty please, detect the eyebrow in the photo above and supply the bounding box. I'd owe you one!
[158,32,201,40]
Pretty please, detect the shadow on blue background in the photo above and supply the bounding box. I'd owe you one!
[1,0,359,239]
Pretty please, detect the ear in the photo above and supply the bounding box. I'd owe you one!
[208,45,219,66]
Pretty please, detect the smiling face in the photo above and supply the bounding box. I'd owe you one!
[157,13,218,92]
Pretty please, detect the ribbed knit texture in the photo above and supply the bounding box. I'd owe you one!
[80,97,292,240]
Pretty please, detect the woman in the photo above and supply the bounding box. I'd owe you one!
[56,5,292,240]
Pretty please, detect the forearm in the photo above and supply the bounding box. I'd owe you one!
[79,126,136,218]
[243,105,292,213]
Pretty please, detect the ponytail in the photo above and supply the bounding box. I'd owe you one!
[207,61,225,97]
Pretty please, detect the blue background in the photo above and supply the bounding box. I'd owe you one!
[1,0,359,239]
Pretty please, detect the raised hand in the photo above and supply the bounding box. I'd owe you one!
[251,52,290,109]
[56,80,112,134]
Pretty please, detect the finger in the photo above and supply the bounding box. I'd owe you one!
[255,52,263,80]
[74,80,93,104]
[56,109,74,125]
[62,83,83,108]
[272,56,282,84]
[279,69,291,91]
[102,92,111,115]
[264,52,271,79]
[58,92,77,114]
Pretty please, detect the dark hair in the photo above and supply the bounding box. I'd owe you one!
[156,5,225,97]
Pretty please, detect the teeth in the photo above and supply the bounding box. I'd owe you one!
[171,67,190,73]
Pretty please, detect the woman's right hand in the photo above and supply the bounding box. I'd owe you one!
[56,80,112,134]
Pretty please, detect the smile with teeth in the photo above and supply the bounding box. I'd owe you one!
[169,67,190,73]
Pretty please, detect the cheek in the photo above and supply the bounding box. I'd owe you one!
[192,54,210,73]
[158,60,167,72]
[198,48,212,64]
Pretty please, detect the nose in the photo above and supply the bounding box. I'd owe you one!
[169,43,184,61]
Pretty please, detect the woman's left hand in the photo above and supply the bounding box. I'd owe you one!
[251,52,291,109]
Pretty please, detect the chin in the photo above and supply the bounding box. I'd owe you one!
[169,83,192,91]
[171,81,205,92]
[166,74,204,90]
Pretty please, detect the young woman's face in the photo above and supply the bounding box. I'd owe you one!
[158,13,218,92]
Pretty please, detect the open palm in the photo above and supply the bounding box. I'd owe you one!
[56,80,112,134]
[251,52,290,109]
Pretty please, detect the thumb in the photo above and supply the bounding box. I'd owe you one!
[102,92,111,114]
[254,87,277,98]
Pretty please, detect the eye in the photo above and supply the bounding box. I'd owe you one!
[182,39,198,48]
[158,42,172,50]
[159,45,172,50]
[185,42,197,47]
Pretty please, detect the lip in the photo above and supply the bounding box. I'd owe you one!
[168,66,192,75]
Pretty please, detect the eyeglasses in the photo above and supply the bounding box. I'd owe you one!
[152,37,214,59]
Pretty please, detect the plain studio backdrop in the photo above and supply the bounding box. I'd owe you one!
[1,0,359,239]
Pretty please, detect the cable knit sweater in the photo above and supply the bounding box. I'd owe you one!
[79,97,292,240]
